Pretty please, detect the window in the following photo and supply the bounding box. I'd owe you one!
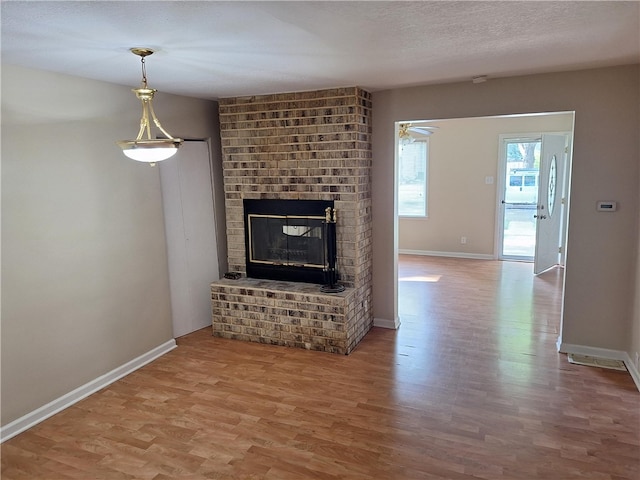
[398,141,428,216]
[509,175,523,187]
[524,175,537,187]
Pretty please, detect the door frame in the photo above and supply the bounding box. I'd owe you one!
[496,133,541,262]
[495,131,573,265]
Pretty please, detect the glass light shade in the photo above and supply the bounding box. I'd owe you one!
[118,139,182,163]
[400,136,415,146]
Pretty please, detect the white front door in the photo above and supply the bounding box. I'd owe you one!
[534,134,566,274]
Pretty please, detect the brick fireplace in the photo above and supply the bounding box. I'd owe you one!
[211,87,372,354]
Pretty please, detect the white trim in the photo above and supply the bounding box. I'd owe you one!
[625,354,640,391]
[558,342,640,392]
[374,316,401,329]
[399,249,494,260]
[0,339,177,443]
[556,335,563,352]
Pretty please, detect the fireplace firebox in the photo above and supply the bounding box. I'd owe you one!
[244,199,337,284]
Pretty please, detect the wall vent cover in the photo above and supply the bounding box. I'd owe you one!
[567,353,626,371]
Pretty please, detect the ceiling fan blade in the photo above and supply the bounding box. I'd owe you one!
[409,126,439,135]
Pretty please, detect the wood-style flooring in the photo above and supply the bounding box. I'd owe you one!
[2,255,638,479]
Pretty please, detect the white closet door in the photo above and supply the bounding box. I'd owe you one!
[160,141,220,338]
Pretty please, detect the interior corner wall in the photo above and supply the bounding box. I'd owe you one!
[372,64,640,353]
[1,64,220,426]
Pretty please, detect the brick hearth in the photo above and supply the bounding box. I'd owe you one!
[212,87,372,354]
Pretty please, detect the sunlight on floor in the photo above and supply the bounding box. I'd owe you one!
[398,275,442,282]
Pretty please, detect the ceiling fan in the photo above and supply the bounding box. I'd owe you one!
[399,123,439,140]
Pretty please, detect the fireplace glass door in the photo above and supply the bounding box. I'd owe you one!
[248,215,325,268]
[243,199,334,284]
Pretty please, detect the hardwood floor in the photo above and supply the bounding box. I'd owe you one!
[2,255,638,479]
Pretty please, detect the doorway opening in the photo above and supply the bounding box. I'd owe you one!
[394,112,574,334]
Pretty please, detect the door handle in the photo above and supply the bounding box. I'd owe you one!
[534,214,547,219]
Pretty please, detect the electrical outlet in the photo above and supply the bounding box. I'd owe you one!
[460,236,467,244]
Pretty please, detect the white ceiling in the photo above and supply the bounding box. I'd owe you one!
[2,1,638,100]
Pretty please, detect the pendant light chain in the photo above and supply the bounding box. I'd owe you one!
[140,56,148,88]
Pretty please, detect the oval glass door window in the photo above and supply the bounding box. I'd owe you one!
[548,154,557,216]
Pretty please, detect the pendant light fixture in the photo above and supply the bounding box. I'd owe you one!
[117,48,182,165]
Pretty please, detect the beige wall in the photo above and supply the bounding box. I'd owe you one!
[1,65,219,425]
[372,65,639,356]
[399,114,574,254]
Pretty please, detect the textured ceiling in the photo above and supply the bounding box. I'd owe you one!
[1,1,638,100]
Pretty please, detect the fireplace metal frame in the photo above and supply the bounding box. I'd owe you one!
[243,199,334,284]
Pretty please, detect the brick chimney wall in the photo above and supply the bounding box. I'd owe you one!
[216,87,373,352]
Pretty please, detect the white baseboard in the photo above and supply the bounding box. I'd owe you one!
[0,339,177,443]
[399,249,494,260]
[374,316,401,329]
[626,355,640,391]
[558,341,640,392]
